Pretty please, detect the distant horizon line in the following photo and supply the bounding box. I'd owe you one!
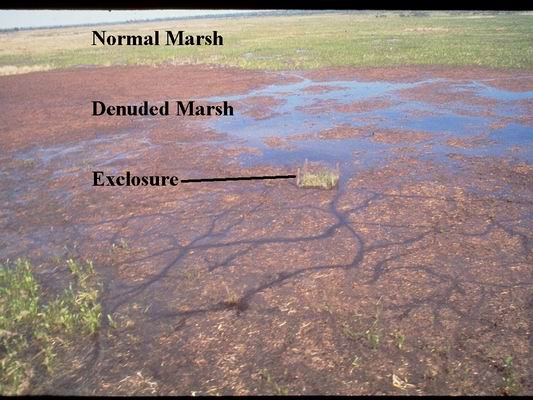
[0,10,342,32]
[0,10,523,32]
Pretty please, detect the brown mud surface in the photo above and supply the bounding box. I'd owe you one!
[238,96,285,120]
[338,99,393,113]
[0,65,279,152]
[371,129,434,145]
[444,136,498,149]
[318,125,374,140]
[396,81,501,108]
[1,65,532,395]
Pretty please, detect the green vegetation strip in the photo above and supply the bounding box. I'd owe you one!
[0,12,532,74]
[0,258,102,395]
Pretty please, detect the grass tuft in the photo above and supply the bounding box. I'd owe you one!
[296,159,339,190]
[501,355,519,395]
[365,297,383,350]
[259,369,289,395]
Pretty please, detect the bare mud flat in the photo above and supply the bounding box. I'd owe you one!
[1,65,532,395]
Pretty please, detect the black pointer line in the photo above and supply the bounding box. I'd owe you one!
[180,175,296,183]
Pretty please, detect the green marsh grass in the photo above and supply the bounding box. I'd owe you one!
[502,356,519,395]
[0,12,532,74]
[0,258,102,395]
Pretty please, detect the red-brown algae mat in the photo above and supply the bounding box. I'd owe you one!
[1,65,532,395]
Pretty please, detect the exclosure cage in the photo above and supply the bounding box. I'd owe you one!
[296,159,340,190]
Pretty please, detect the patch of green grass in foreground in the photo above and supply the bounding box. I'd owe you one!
[0,258,102,395]
[501,356,520,395]
[0,12,532,74]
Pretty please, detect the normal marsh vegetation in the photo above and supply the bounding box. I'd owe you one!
[0,11,532,74]
[0,258,103,395]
